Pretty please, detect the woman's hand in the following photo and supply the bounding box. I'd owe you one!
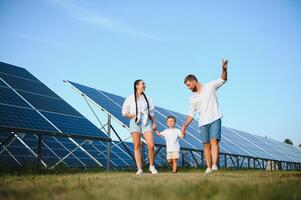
[152,121,157,130]
[125,113,136,119]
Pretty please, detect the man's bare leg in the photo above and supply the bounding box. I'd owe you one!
[204,143,212,169]
[211,139,219,167]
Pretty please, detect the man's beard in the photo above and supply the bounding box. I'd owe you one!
[191,86,198,92]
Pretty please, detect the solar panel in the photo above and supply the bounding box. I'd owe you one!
[0,62,109,141]
[0,104,58,134]
[66,80,301,164]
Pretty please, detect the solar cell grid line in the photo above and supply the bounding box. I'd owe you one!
[66,81,130,129]
[251,133,297,162]
[230,129,282,159]
[0,63,110,141]
[266,138,301,162]
[0,62,40,81]
[227,128,280,161]
[231,130,291,162]
[0,78,59,135]
[220,128,255,157]
[220,128,265,157]
[238,130,297,163]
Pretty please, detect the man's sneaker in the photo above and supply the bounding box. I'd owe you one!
[212,165,218,171]
[204,168,212,175]
[149,165,158,174]
[136,168,143,175]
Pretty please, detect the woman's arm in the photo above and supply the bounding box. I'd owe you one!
[122,96,135,119]
[150,115,157,130]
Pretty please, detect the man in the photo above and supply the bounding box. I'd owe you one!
[181,59,228,175]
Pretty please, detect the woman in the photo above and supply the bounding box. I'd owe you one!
[122,79,158,175]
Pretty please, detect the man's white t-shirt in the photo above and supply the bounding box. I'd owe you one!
[189,78,226,127]
[160,128,181,152]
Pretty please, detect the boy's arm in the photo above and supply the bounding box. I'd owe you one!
[155,129,161,136]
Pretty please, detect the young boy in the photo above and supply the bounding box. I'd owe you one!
[155,116,183,173]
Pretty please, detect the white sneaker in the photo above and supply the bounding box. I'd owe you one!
[149,165,158,174]
[204,168,212,175]
[212,165,218,171]
[136,168,143,175]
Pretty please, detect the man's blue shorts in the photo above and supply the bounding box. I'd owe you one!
[200,118,222,144]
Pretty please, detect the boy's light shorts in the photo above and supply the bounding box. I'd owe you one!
[167,151,179,159]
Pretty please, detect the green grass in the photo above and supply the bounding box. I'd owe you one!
[0,169,300,200]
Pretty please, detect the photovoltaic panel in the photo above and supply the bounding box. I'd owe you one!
[0,104,58,134]
[0,62,39,81]
[0,62,109,140]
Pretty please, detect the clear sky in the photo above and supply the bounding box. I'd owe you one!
[0,0,300,145]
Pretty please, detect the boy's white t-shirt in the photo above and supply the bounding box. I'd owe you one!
[160,128,181,152]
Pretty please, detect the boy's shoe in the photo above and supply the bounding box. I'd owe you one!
[149,165,158,174]
[136,168,143,175]
[212,165,218,171]
[204,168,212,175]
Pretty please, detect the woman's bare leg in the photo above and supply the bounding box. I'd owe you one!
[132,132,142,169]
[143,131,155,166]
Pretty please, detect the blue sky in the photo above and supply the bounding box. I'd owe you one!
[0,0,300,145]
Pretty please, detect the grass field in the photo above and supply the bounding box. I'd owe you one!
[0,169,300,200]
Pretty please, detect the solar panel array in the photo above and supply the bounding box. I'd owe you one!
[0,62,113,168]
[1,61,300,170]
[0,62,109,141]
[67,80,301,164]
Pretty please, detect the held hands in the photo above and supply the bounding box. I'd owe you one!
[152,121,157,131]
[222,58,229,70]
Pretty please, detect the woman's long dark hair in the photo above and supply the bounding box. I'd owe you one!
[134,79,152,123]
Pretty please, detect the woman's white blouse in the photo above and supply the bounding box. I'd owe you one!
[122,94,155,118]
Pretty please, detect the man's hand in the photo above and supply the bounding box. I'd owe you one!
[221,58,228,81]
[222,58,229,70]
